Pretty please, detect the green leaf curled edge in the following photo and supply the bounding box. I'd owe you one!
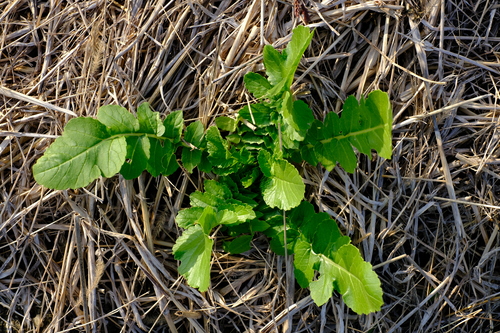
[32,117,127,190]
[172,225,213,291]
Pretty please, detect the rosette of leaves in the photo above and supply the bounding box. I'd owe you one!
[33,26,392,315]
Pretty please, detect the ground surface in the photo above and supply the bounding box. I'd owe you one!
[1,0,499,332]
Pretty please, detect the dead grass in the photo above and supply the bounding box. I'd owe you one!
[1,0,499,332]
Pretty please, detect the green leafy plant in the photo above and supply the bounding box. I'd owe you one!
[33,26,392,315]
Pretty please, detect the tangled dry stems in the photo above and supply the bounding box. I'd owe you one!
[0,0,499,332]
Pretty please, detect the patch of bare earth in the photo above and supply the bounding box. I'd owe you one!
[1,0,499,332]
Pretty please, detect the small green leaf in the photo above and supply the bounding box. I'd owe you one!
[96,105,139,134]
[241,167,261,188]
[182,148,202,173]
[309,256,336,306]
[215,116,237,132]
[257,150,272,177]
[216,209,239,225]
[283,26,314,88]
[172,225,213,291]
[262,26,314,97]
[223,202,256,222]
[288,99,314,133]
[297,212,350,255]
[163,110,183,143]
[137,102,165,136]
[223,235,253,254]
[184,121,205,147]
[197,206,218,234]
[33,117,127,190]
[263,44,286,87]
[244,72,273,99]
[260,157,305,211]
[204,179,232,200]
[176,207,204,228]
[206,126,236,168]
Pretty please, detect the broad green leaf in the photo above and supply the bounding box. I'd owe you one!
[33,117,126,190]
[215,116,238,132]
[260,157,305,210]
[223,234,253,254]
[137,102,165,136]
[310,245,383,314]
[250,220,270,233]
[244,72,273,99]
[172,225,213,291]
[163,110,183,143]
[96,105,139,134]
[146,139,178,176]
[176,207,204,228]
[120,136,150,179]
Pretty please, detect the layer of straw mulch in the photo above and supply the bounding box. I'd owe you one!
[1,0,499,332]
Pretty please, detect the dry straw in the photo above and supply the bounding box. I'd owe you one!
[0,0,499,332]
